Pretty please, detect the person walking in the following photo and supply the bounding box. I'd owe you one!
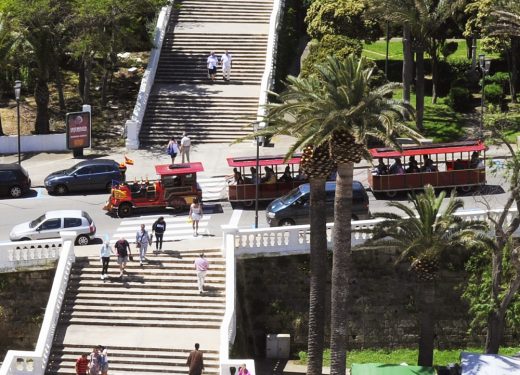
[115,237,131,277]
[99,346,109,375]
[152,216,166,253]
[88,347,101,375]
[166,137,179,164]
[189,198,203,236]
[194,253,209,294]
[221,50,232,81]
[136,224,151,266]
[180,132,191,163]
[207,51,218,81]
[99,239,113,280]
[186,343,204,375]
[75,353,89,375]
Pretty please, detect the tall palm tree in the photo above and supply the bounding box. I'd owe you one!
[256,55,418,375]
[358,186,489,366]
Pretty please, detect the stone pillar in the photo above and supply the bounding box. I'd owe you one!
[125,119,140,150]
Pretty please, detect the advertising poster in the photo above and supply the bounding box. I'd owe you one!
[66,111,91,149]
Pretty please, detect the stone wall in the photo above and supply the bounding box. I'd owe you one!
[0,268,55,358]
[233,249,492,358]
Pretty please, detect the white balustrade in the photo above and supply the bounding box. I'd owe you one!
[0,240,62,273]
[0,232,76,375]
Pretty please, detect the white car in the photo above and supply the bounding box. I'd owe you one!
[10,210,96,246]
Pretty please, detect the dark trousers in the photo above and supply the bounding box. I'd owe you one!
[155,233,164,250]
[101,257,110,274]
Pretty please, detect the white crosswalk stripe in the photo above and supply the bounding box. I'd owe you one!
[199,177,227,201]
[111,214,212,243]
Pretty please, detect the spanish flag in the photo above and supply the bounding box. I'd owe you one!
[124,155,134,165]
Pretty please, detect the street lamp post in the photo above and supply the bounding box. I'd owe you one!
[478,54,491,138]
[253,122,260,229]
[14,80,21,165]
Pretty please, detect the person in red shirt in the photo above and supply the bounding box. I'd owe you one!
[75,353,89,375]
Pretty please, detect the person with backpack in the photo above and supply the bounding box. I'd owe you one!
[114,237,131,277]
[88,346,101,375]
[152,216,166,253]
[166,137,179,164]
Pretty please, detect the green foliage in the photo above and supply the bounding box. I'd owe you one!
[484,83,504,104]
[484,72,510,85]
[447,86,473,112]
[441,41,459,59]
[423,120,464,142]
[300,35,362,77]
[305,0,379,41]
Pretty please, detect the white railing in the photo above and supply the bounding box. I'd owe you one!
[0,232,76,375]
[256,0,284,131]
[126,3,172,149]
[0,240,62,273]
[233,208,520,257]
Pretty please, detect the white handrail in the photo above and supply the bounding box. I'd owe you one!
[256,0,284,131]
[0,240,62,273]
[125,4,172,149]
[0,232,77,375]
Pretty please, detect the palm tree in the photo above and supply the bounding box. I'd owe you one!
[358,186,489,366]
[256,55,418,375]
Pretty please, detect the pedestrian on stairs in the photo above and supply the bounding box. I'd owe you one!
[99,239,113,280]
[166,137,179,164]
[220,50,233,81]
[88,346,101,375]
[152,216,166,253]
[221,50,232,81]
[75,353,89,375]
[99,346,109,375]
[207,51,218,81]
[115,237,131,277]
[189,198,203,236]
[180,132,191,163]
[186,343,204,375]
[136,224,151,266]
[194,253,209,294]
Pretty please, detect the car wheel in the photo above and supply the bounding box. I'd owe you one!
[76,235,90,246]
[279,219,295,226]
[55,184,68,195]
[9,185,23,198]
[105,182,113,193]
[118,203,132,218]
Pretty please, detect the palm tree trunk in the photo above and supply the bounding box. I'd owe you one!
[415,48,425,132]
[510,37,519,103]
[485,311,504,354]
[83,55,92,105]
[402,26,413,103]
[431,44,439,104]
[0,113,4,136]
[417,282,435,367]
[330,162,354,375]
[34,79,50,134]
[55,65,66,111]
[307,177,328,375]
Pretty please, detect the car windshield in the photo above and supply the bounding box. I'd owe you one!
[29,214,46,228]
[281,187,303,205]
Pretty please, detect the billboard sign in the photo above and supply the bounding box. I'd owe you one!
[66,111,91,149]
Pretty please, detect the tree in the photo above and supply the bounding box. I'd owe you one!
[463,116,520,353]
[256,55,418,375]
[359,186,488,366]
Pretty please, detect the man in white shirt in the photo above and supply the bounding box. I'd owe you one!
[180,132,191,163]
[221,50,232,81]
[207,51,218,81]
[194,253,209,293]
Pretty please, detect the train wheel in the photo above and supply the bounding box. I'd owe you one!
[242,200,254,208]
[458,185,474,194]
[385,190,398,199]
[118,203,132,217]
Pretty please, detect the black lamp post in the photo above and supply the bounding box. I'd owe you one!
[14,80,21,165]
[478,54,491,138]
[253,122,260,229]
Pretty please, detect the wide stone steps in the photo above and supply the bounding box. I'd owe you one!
[64,298,225,308]
[62,309,223,321]
[65,293,225,303]
[47,346,219,375]
[60,316,222,328]
[65,304,224,315]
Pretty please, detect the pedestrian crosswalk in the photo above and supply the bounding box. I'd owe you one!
[199,176,227,202]
[111,214,212,243]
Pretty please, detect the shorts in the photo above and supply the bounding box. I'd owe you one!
[169,152,177,157]
[208,67,217,75]
[191,213,202,221]
[101,364,109,372]
[117,256,128,265]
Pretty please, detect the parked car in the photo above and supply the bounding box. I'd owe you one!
[266,181,370,227]
[0,164,31,198]
[44,159,123,195]
[9,210,96,245]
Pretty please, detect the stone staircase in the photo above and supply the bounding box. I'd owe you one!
[46,249,225,375]
[139,0,273,146]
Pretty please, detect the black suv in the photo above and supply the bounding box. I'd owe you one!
[44,159,123,195]
[0,164,31,198]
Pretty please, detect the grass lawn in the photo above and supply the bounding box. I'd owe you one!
[298,347,520,367]
[362,39,499,62]
[391,90,468,142]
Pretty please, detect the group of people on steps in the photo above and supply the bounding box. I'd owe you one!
[75,346,108,375]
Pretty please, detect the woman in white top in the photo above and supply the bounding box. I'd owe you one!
[189,198,203,236]
[207,51,218,81]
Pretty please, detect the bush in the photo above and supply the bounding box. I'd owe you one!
[447,86,472,112]
[424,121,464,143]
[485,72,509,85]
[484,83,504,104]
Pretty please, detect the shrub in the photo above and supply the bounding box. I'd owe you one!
[485,72,509,85]
[447,86,472,112]
[484,83,504,104]
[424,121,464,143]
